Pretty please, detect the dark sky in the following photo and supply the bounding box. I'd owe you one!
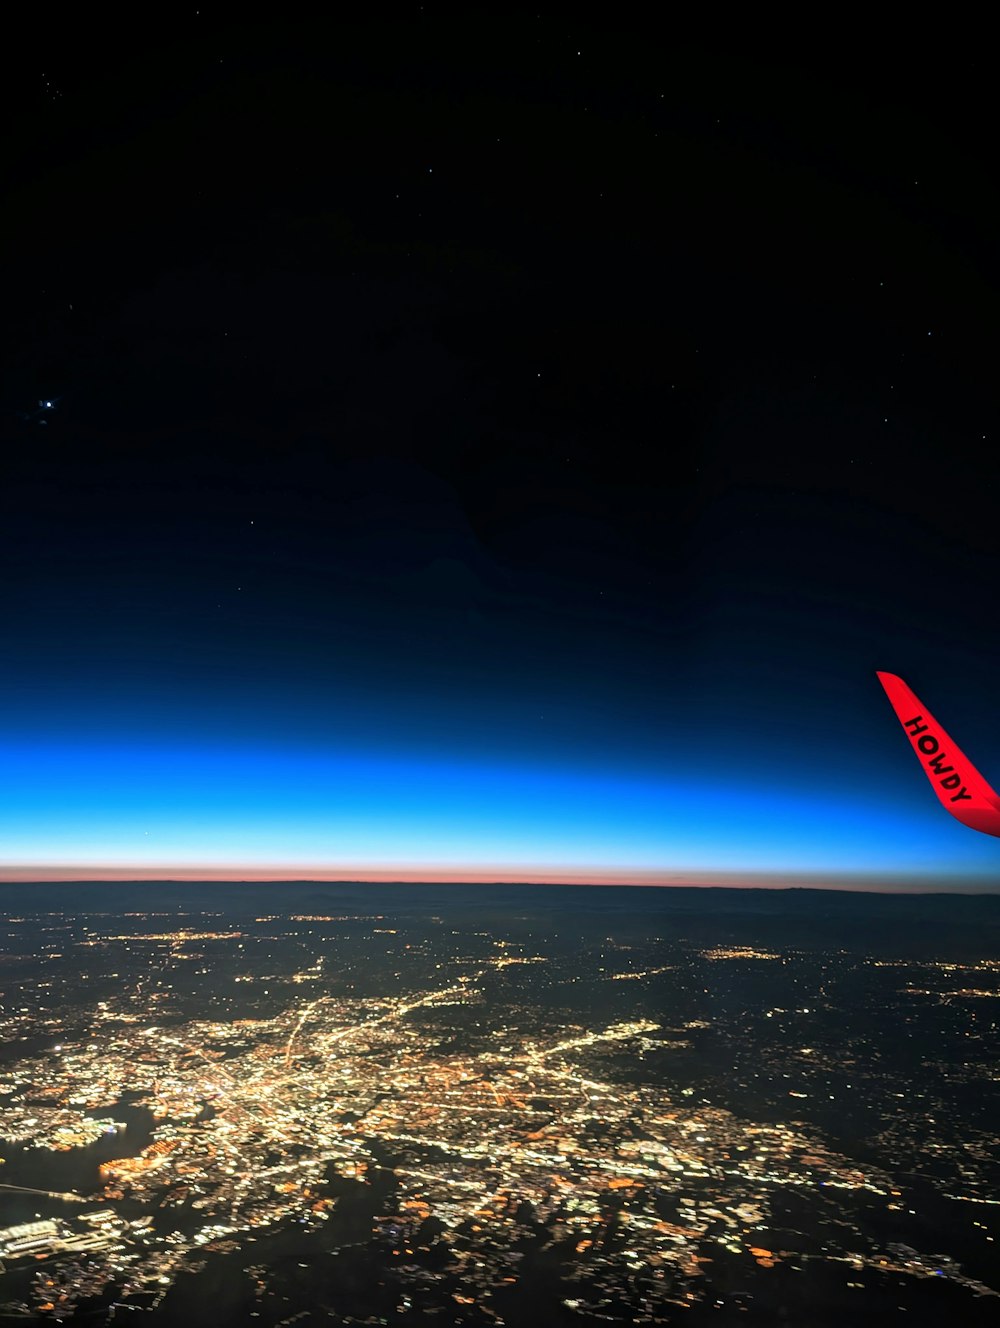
[3,11,999,885]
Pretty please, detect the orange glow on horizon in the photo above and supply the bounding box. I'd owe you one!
[0,863,992,891]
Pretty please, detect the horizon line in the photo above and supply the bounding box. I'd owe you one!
[1,867,998,894]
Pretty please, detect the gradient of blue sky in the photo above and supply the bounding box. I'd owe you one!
[5,683,998,884]
[5,17,1000,889]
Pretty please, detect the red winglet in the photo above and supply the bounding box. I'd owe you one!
[877,671,1000,837]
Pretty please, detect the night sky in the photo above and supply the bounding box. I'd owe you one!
[3,12,1000,888]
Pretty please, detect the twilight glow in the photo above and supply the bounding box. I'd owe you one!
[4,727,999,887]
[5,14,1000,901]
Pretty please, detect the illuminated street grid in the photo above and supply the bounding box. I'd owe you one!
[0,911,997,1321]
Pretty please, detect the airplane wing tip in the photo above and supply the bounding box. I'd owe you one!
[876,669,1000,833]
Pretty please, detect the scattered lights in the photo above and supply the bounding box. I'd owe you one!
[0,914,995,1316]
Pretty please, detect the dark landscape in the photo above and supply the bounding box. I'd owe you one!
[1,884,998,1325]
